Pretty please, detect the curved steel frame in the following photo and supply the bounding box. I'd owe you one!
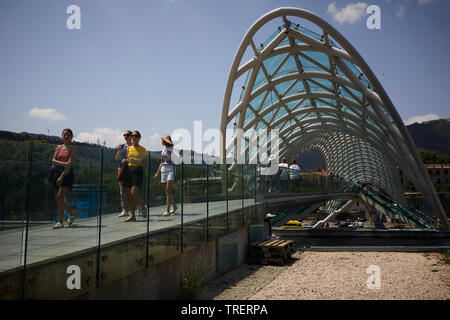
[220,7,449,229]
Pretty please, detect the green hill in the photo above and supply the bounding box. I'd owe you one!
[406,118,450,158]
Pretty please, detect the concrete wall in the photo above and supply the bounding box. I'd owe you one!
[81,227,252,299]
[0,223,266,300]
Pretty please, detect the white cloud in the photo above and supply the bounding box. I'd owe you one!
[396,5,406,19]
[75,128,163,150]
[28,108,66,121]
[144,132,162,151]
[418,0,433,5]
[404,114,441,125]
[327,2,368,24]
[75,128,124,147]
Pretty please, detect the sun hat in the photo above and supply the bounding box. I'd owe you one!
[162,134,174,147]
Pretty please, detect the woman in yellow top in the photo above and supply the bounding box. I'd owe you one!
[122,130,147,222]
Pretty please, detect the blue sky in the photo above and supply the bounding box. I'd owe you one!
[1,0,449,150]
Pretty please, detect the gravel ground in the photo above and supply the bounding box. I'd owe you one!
[202,251,450,300]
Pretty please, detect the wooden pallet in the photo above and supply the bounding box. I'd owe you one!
[247,239,294,265]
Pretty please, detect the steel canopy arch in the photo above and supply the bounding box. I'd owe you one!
[220,7,449,229]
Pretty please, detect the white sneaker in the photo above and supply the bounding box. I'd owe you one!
[170,206,178,215]
[53,222,64,229]
[118,211,129,217]
[162,211,170,217]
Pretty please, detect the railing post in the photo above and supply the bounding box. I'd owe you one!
[47,177,53,222]
[180,162,184,253]
[0,173,4,230]
[206,164,209,242]
[241,164,244,227]
[254,164,257,224]
[96,147,104,289]
[22,141,33,299]
[254,164,257,200]
[226,164,229,233]
[88,161,93,217]
[146,151,151,267]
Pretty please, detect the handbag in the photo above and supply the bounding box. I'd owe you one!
[117,162,128,182]
[48,165,64,184]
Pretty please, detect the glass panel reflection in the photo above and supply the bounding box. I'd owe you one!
[182,163,207,250]
[207,164,228,241]
[26,143,101,268]
[0,140,28,272]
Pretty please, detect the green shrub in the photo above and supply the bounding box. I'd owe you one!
[177,258,212,300]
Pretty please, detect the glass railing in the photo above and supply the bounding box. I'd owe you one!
[2,141,357,274]
[258,170,356,196]
[0,140,267,297]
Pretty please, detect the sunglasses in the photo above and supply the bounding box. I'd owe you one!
[123,133,131,137]
[132,134,140,138]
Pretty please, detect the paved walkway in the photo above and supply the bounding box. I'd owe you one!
[0,199,256,272]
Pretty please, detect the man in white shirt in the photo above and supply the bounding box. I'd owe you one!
[289,159,301,187]
[279,157,290,193]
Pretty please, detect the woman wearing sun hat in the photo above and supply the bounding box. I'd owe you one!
[154,135,177,216]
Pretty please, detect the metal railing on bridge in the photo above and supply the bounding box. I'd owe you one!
[0,140,266,279]
[360,185,438,230]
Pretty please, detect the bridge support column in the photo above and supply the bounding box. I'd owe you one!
[313,199,355,228]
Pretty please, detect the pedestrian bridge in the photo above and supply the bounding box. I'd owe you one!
[1,7,449,299]
[0,141,445,299]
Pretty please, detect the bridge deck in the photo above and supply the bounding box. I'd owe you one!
[1,191,446,274]
[0,199,257,273]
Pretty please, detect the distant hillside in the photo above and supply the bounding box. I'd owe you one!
[406,118,450,158]
[0,130,102,148]
[1,117,449,167]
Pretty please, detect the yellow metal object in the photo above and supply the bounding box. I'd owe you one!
[282,220,304,228]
